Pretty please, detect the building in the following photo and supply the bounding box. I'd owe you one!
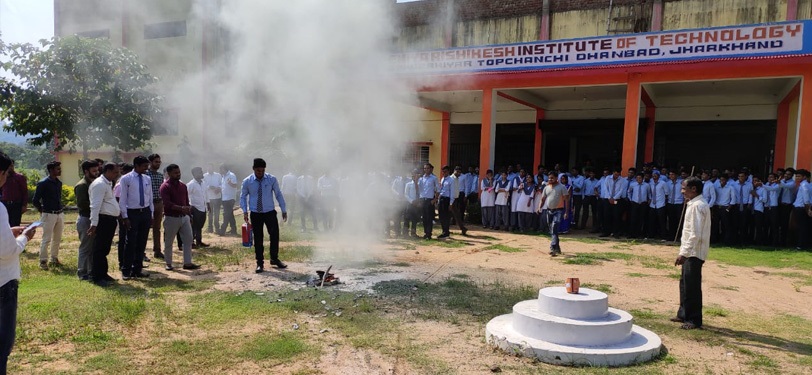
[397,0,812,178]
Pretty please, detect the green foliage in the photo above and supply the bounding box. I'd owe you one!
[0,141,52,170]
[61,185,76,207]
[0,36,162,157]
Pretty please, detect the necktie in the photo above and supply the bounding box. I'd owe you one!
[257,179,264,212]
[740,184,744,211]
[635,184,639,203]
[137,174,144,207]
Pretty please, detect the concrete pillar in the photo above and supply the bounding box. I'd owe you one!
[480,89,497,178]
[641,88,656,164]
[796,76,812,168]
[622,75,642,171]
[441,112,450,167]
[534,109,544,170]
[776,84,799,168]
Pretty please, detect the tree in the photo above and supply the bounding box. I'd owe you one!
[0,36,162,159]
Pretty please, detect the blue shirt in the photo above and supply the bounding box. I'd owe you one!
[583,177,599,197]
[649,179,667,209]
[602,176,626,200]
[715,183,736,206]
[467,173,479,195]
[793,180,809,208]
[627,181,650,204]
[418,174,439,199]
[779,178,796,204]
[763,182,780,207]
[439,175,455,203]
[753,186,767,212]
[666,179,684,204]
[730,180,754,210]
[569,175,585,196]
[240,173,286,214]
[702,180,717,207]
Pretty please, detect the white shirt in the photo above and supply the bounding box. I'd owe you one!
[221,171,238,201]
[404,180,417,204]
[203,172,222,200]
[187,178,209,212]
[679,195,711,261]
[318,175,340,197]
[480,178,496,207]
[297,175,316,198]
[90,174,121,226]
[0,203,28,288]
[281,173,298,195]
[118,171,154,219]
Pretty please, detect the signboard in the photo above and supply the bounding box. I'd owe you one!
[392,21,811,75]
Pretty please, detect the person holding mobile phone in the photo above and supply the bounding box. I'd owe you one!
[0,151,37,373]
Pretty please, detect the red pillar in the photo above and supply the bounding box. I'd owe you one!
[534,110,544,170]
[788,0,799,21]
[622,74,642,171]
[796,76,812,168]
[539,0,551,40]
[441,112,450,167]
[651,0,663,31]
[776,84,799,168]
[480,89,495,178]
[641,88,656,164]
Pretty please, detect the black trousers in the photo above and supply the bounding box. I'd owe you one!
[191,208,206,244]
[1,202,22,227]
[677,257,704,328]
[628,202,647,238]
[753,210,765,245]
[736,207,753,245]
[220,199,237,234]
[718,206,735,245]
[405,203,421,234]
[0,280,18,375]
[766,207,780,246]
[438,197,451,235]
[602,200,621,236]
[91,214,118,281]
[580,196,597,230]
[598,198,610,233]
[710,206,720,243]
[451,194,467,232]
[648,206,667,239]
[666,203,683,240]
[778,204,793,246]
[793,207,809,249]
[421,199,434,236]
[251,210,280,265]
[124,209,150,275]
[571,195,583,229]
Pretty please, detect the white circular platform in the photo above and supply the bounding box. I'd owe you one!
[538,287,609,320]
[486,314,662,367]
[485,287,662,367]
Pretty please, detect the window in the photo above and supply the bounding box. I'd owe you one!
[76,29,110,39]
[144,21,186,39]
[402,145,430,170]
[153,110,179,136]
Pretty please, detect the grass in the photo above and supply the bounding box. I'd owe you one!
[483,244,525,253]
[626,272,650,278]
[424,239,468,248]
[561,252,634,265]
[580,283,613,293]
[711,246,812,271]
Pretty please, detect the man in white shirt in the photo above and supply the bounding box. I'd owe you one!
[281,171,298,224]
[296,171,318,232]
[0,151,36,373]
[187,167,210,248]
[87,163,121,286]
[403,169,421,237]
[318,171,340,231]
[219,164,239,236]
[672,176,710,330]
[203,164,222,234]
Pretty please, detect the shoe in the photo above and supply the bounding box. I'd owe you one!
[153,252,165,259]
[422,235,431,240]
[198,242,210,248]
[132,272,150,278]
[92,279,111,287]
[549,251,558,257]
[255,265,264,273]
[670,317,684,323]
[680,322,700,330]
[461,228,468,236]
[79,274,90,281]
[102,274,115,282]
[143,255,151,262]
[191,244,199,249]
[437,233,450,239]
[122,274,132,280]
[206,228,214,234]
[165,265,174,271]
[182,263,201,270]
[39,261,49,270]
[49,259,62,267]
[227,231,238,236]
[271,260,287,269]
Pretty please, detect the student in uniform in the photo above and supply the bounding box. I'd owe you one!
[648,171,668,240]
[778,168,796,246]
[480,170,496,229]
[595,167,610,234]
[437,166,455,239]
[791,169,811,250]
[600,167,626,238]
[516,174,536,232]
[751,176,768,245]
[700,170,718,243]
[730,171,754,245]
[296,171,318,232]
[417,163,440,239]
[403,169,422,237]
[569,167,585,229]
[665,171,685,240]
[715,173,737,246]
[509,169,526,232]
[581,167,599,232]
[494,171,511,231]
[449,166,469,236]
[627,173,651,238]
[763,173,782,246]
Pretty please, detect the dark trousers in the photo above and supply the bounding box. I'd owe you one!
[648,206,667,239]
[598,198,610,233]
[792,207,809,249]
[766,207,780,246]
[451,194,467,232]
[719,206,735,245]
[251,210,280,265]
[299,197,318,231]
[602,200,621,236]
[778,204,792,246]
[0,280,18,374]
[628,202,647,238]
[1,202,22,227]
[753,210,765,245]
[191,208,206,245]
[220,199,237,234]
[710,206,720,243]
[438,197,451,235]
[91,214,118,281]
[117,222,127,271]
[405,203,421,234]
[580,196,597,230]
[124,209,150,275]
[572,195,583,229]
[666,203,683,240]
[677,257,704,327]
[736,207,753,245]
[421,199,434,236]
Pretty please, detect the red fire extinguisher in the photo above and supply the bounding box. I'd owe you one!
[242,223,253,247]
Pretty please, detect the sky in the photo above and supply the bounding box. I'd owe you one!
[0,0,53,45]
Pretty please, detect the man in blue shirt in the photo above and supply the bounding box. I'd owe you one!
[438,166,456,239]
[569,167,585,229]
[241,158,287,273]
[581,167,599,232]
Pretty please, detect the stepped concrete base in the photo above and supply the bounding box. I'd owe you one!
[486,314,662,367]
[513,301,633,346]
